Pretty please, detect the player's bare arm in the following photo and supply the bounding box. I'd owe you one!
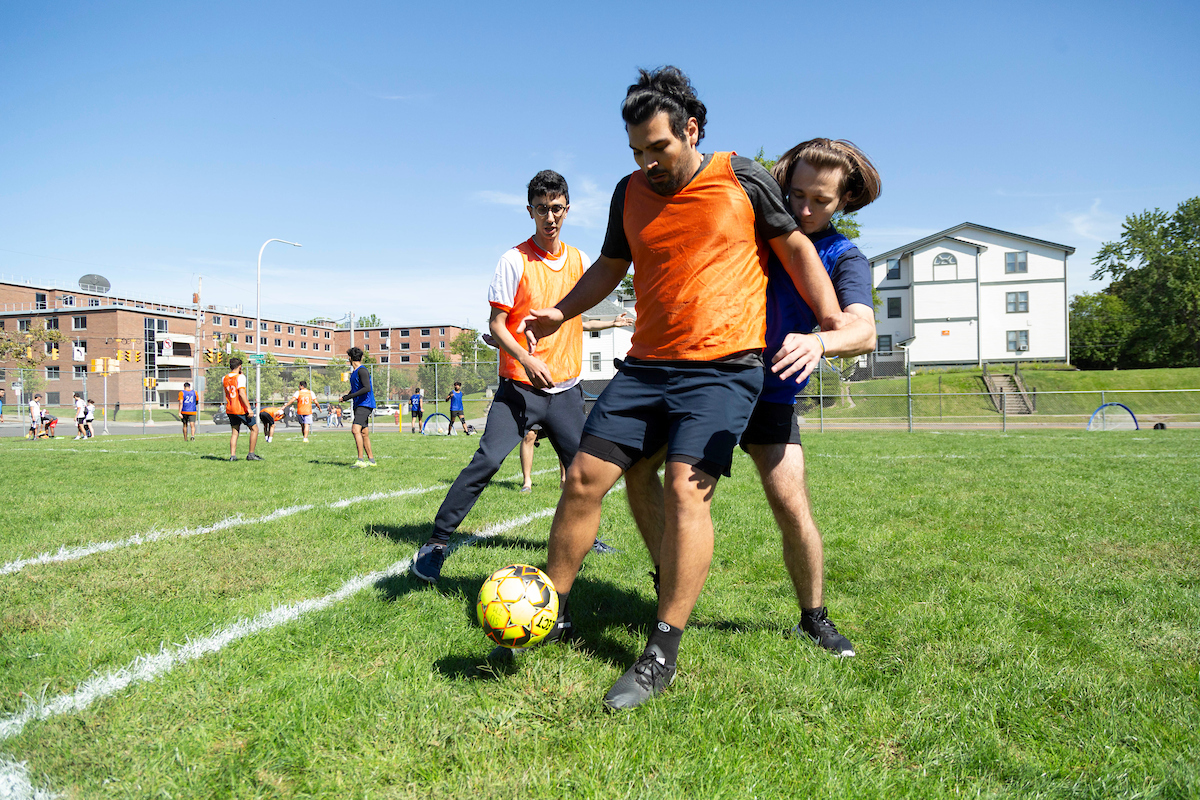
[771,303,876,381]
[582,312,634,332]
[489,307,556,390]
[520,254,631,343]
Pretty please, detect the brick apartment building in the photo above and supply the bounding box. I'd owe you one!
[0,276,465,409]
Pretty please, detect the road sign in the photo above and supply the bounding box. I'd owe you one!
[247,354,267,365]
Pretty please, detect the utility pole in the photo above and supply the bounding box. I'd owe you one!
[193,276,202,400]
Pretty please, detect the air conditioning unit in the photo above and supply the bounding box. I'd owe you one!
[1018,344,1028,351]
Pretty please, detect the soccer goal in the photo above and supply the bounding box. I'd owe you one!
[1086,402,1139,431]
[422,412,451,435]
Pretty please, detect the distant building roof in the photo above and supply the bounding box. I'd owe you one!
[583,296,632,320]
[869,222,1076,262]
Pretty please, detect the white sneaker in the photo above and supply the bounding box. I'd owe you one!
[74,435,82,440]
[266,435,272,443]
[303,438,309,443]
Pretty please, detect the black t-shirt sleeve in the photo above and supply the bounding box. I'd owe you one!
[344,366,372,399]
[830,247,875,310]
[730,155,798,241]
[600,175,634,262]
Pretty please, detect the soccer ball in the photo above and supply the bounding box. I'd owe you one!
[476,564,559,648]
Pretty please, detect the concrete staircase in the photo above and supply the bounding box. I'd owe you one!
[982,372,1033,414]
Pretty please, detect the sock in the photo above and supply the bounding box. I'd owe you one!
[557,592,570,623]
[426,533,451,546]
[801,606,827,620]
[646,620,683,666]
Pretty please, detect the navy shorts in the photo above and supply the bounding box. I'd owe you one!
[228,413,257,430]
[740,400,803,448]
[579,358,764,478]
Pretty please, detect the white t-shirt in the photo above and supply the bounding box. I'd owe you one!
[487,243,591,394]
[85,404,95,422]
[28,400,40,425]
[75,397,86,419]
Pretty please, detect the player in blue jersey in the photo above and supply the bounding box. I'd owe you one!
[625,138,881,658]
[339,347,377,467]
[178,381,200,441]
[445,381,469,435]
[408,388,423,433]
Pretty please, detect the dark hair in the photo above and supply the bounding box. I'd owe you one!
[229,357,243,369]
[299,380,308,388]
[621,65,707,144]
[771,138,881,213]
[528,170,569,205]
[183,382,191,388]
[454,381,461,387]
[347,347,363,362]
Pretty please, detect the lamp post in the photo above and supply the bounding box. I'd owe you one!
[256,238,302,413]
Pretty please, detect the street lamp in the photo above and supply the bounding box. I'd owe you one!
[256,238,302,412]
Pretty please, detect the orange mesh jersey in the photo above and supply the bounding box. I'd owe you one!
[292,388,316,415]
[490,238,585,386]
[624,152,769,360]
[222,372,248,415]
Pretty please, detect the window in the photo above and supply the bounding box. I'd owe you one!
[260,336,267,345]
[379,330,389,338]
[400,355,410,363]
[298,327,305,335]
[45,342,55,355]
[287,340,294,348]
[439,341,444,348]
[274,338,282,347]
[877,335,893,354]
[363,330,370,338]
[590,352,601,371]
[260,322,267,331]
[886,259,900,280]
[887,297,901,318]
[1005,252,1028,273]
[45,317,59,330]
[274,324,281,333]
[300,341,307,350]
[46,392,60,405]
[74,365,87,379]
[88,298,100,307]
[589,330,601,339]
[400,329,409,337]
[244,334,253,343]
[229,318,237,327]
[72,316,87,330]
[364,344,370,351]
[421,342,430,350]
[324,343,331,351]
[287,325,294,334]
[1007,330,1029,352]
[324,331,330,338]
[62,295,75,306]
[19,319,31,332]
[380,342,389,350]
[401,342,410,350]
[245,320,253,329]
[932,253,957,267]
[211,315,220,325]
[440,328,445,335]
[381,356,389,364]
[35,293,47,309]
[1006,292,1029,313]
[157,319,168,332]
[421,328,430,336]
[46,366,60,380]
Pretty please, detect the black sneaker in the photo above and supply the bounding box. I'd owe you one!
[590,537,617,555]
[246,452,264,461]
[410,542,447,583]
[793,607,855,657]
[603,643,676,711]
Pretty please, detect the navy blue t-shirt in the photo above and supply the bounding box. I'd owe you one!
[760,226,873,404]
[349,365,376,409]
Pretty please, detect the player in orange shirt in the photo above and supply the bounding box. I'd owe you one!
[520,67,872,709]
[281,379,318,442]
[221,357,263,461]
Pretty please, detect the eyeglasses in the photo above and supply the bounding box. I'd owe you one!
[530,203,569,218]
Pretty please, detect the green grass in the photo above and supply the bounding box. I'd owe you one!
[2,429,1198,798]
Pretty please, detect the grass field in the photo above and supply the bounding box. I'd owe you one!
[2,428,1198,798]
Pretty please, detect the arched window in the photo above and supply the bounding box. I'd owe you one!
[932,252,957,266]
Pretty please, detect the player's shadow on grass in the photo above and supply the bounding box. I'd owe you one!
[200,455,238,461]
[365,523,432,547]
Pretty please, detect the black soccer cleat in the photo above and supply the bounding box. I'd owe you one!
[792,606,855,657]
[590,537,617,555]
[246,452,264,461]
[603,642,676,711]
[410,542,448,583]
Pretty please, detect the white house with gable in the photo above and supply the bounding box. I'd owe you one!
[580,294,636,380]
[869,223,1075,367]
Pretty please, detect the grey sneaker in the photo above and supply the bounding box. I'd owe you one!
[246,452,264,461]
[603,643,676,711]
[519,485,532,494]
[228,455,239,462]
[590,537,617,555]
[410,542,448,583]
[792,607,855,657]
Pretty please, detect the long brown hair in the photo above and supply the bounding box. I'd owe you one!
[771,138,881,213]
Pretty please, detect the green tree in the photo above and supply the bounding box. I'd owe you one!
[618,273,635,298]
[322,356,350,399]
[0,324,66,366]
[417,349,453,397]
[1092,197,1200,367]
[449,328,482,361]
[356,314,382,329]
[1069,292,1134,369]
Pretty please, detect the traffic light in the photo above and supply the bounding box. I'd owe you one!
[51,346,59,360]
[133,350,142,362]
[205,349,217,364]
[117,349,126,362]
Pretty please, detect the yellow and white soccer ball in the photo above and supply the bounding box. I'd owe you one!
[476,564,559,648]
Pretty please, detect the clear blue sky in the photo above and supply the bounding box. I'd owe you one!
[2,0,1197,329]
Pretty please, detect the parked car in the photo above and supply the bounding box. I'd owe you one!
[373,405,400,417]
[212,405,229,425]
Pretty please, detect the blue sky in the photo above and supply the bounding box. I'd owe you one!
[2,0,1197,329]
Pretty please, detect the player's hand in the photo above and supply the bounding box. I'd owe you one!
[519,354,556,390]
[611,312,634,328]
[771,332,825,382]
[517,307,565,349]
[340,395,349,403]
[481,333,498,348]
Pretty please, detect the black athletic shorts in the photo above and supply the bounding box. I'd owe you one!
[579,357,763,478]
[740,400,803,448]
[228,413,257,430]
[352,406,372,427]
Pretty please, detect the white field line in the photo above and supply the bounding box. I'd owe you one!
[1,468,563,578]
[0,483,627,746]
[0,754,59,799]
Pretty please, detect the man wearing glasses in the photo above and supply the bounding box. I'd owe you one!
[412,170,621,583]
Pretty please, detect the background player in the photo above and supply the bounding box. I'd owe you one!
[340,347,376,467]
[178,381,199,441]
[445,382,468,435]
[408,388,423,433]
[281,380,318,442]
[625,138,881,659]
[222,357,263,461]
[73,392,86,439]
[84,398,96,438]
